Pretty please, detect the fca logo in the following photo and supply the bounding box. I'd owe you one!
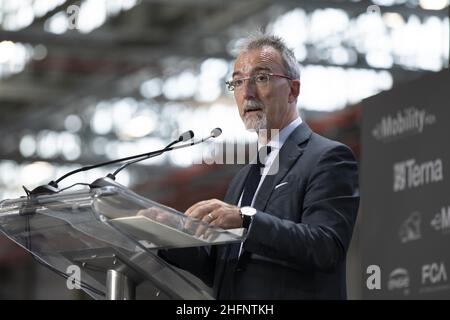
[366,265,381,290]
[422,262,447,284]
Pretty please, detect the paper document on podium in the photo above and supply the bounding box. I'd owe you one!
[110,215,243,249]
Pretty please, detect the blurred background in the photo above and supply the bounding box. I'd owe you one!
[0,0,448,299]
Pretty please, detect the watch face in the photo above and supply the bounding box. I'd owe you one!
[241,206,257,216]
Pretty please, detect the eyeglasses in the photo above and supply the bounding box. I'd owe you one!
[225,73,294,91]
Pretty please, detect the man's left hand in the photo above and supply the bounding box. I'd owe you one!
[184,199,242,237]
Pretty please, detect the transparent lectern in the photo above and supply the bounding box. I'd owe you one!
[0,183,244,300]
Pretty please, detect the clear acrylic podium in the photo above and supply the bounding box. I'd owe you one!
[0,183,244,300]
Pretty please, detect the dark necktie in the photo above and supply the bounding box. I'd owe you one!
[218,146,272,299]
[241,146,272,206]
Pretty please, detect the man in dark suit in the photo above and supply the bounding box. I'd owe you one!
[160,34,359,299]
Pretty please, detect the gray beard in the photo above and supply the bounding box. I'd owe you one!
[244,113,267,131]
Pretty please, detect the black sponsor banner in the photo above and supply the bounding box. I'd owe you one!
[361,70,450,299]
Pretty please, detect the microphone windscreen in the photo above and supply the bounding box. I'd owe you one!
[179,130,194,142]
[211,128,222,138]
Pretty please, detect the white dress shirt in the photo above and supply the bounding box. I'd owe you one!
[238,116,303,207]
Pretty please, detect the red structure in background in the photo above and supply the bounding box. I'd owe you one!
[135,163,236,212]
[308,104,361,159]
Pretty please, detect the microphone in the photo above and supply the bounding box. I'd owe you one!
[24,129,221,196]
[89,128,222,188]
[106,130,194,180]
[178,130,195,142]
[24,130,194,197]
[211,127,222,138]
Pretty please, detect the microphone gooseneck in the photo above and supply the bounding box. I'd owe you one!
[109,128,221,180]
[108,130,195,179]
[25,128,221,197]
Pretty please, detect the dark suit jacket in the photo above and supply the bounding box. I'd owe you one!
[160,122,360,299]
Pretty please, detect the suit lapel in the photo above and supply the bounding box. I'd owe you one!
[253,122,312,211]
[225,165,252,205]
[217,123,312,298]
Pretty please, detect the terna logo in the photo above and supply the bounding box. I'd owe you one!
[393,158,443,192]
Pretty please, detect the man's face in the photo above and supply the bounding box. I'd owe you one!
[232,46,298,131]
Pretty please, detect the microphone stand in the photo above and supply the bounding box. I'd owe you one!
[90,134,218,189]
[24,129,221,197]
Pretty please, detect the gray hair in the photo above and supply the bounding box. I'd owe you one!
[238,34,301,79]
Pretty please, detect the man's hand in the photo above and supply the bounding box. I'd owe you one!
[184,199,243,237]
[137,207,182,228]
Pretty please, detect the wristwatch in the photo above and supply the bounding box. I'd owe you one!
[239,206,257,229]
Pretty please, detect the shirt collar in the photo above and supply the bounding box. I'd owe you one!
[259,116,303,151]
